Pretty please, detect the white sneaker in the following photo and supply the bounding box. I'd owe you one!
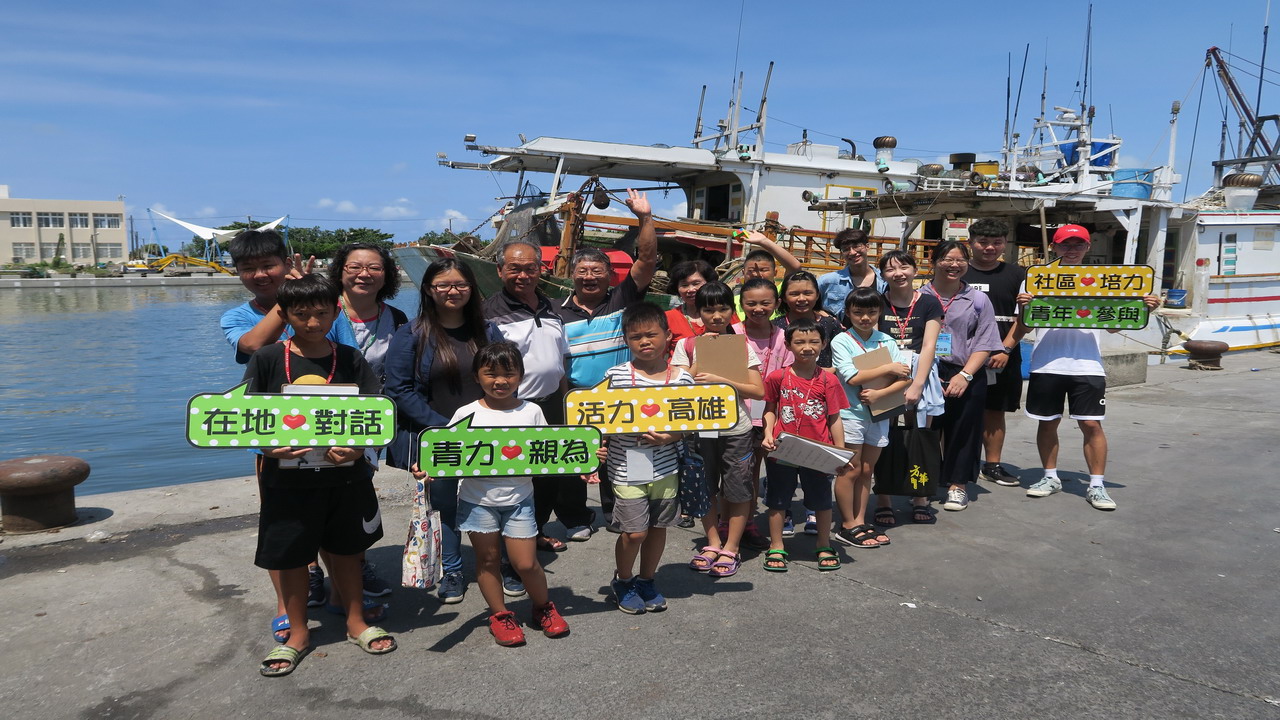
[566,525,595,541]
[941,486,969,511]
[1026,476,1062,498]
[1086,486,1117,510]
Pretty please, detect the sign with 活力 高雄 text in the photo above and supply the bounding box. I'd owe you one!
[417,415,602,477]
[564,380,739,435]
[186,382,395,448]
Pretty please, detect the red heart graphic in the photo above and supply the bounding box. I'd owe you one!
[1076,309,1092,318]
[1080,277,1096,286]
[501,445,522,459]
[282,414,306,429]
[640,403,661,417]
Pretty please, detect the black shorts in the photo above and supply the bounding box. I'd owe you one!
[254,478,384,570]
[1024,373,1106,422]
[984,346,1024,413]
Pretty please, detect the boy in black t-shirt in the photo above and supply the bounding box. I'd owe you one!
[244,274,396,676]
[963,219,1027,487]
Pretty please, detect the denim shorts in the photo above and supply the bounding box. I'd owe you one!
[457,496,538,538]
[843,415,889,448]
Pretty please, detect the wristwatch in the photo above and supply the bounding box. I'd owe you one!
[958,371,974,382]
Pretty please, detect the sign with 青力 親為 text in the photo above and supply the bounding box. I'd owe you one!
[417,415,602,477]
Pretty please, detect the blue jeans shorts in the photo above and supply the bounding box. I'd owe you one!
[457,496,538,538]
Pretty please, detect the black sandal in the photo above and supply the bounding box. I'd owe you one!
[849,524,884,548]
[911,504,936,524]
[873,507,897,528]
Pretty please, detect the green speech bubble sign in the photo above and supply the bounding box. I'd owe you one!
[1022,297,1150,330]
[417,415,602,477]
[186,381,396,449]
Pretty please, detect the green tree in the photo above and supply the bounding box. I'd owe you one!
[202,224,393,260]
[416,230,457,246]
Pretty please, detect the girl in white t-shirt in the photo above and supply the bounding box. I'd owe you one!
[411,341,569,647]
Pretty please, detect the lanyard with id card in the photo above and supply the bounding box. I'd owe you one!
[935,332,953,357]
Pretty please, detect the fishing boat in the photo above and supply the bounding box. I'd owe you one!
[808,46,1280,356]
[396,64,929,298]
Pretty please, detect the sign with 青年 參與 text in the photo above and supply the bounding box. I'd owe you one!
[1022,260,1154,330]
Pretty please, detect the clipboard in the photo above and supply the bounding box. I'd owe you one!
[769,432,855,474]
[278,383,360,468]
[694,334,750,384]
[852,346,906,421]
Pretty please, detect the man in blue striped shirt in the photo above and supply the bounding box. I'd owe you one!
[553,189,658,532]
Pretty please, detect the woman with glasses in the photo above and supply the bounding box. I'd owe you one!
[920,241,1004,512]
[328,243,409,384]
[384,258,504,604]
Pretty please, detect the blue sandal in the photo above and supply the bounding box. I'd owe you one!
[325,597,387,624]
[271,614,291,643]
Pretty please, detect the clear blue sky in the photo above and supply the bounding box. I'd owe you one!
[3,1,1275,249]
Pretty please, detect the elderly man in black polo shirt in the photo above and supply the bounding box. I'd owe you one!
[553,189,658,531]
[484,238,594,559]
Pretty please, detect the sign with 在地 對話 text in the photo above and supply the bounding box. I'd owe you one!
[416,415,602,477]
[564,380,740,435]
[1022,260,1155,330]
[186,382,395,448]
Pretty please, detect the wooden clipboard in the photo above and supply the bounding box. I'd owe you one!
[694,334,750,384]
[852,346,906,420]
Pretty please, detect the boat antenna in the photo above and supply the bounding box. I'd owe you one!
[693,84,707,145]
[1012,43,1029,137]
[1257,0,1271,118]
[1038,43,1048,146]
[1004,51,1012,154]
[1083,2,1093,112]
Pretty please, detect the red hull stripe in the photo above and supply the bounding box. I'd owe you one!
[1208,294,1280,304]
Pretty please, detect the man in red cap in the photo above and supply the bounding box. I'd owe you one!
[1011,225,1160,510]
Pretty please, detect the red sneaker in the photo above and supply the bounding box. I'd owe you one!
[488,611,526,646]
[533,601,570,638]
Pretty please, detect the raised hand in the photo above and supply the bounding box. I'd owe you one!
[624,188,652,218]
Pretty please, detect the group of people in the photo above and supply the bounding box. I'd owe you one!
[218,193,1158,676]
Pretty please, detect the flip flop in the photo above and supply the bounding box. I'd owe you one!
[815,546,841,572]
[271,614,290,643]
[707,551,741,578]
[689,545,722,572]
[763,549,789,573]
[259,645,310,677]
[348,625,397,655]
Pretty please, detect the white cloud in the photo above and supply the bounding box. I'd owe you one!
[196,206,216,217]
[390,163,409,174]
[374,205,414,219]
[666,200,688,219]
[315,198,335,209]
[334,200,359,213]
[150,203,172,216]
[424,209,471,231]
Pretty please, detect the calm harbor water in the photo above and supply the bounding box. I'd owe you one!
[0,285,419,495]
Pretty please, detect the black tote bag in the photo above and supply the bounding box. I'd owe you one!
[873,414,942,498]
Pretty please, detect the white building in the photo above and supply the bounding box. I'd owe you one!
[0,185,128,265]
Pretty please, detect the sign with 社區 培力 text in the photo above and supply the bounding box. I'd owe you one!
[1022,259,1154,330]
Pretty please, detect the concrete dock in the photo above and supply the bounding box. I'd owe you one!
[2,351,1278,719]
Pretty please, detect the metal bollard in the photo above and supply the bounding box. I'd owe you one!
[1183,339,1230,371]
[0,455,90,533]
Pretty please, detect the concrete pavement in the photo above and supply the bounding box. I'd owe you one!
[2,352,1279,719]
